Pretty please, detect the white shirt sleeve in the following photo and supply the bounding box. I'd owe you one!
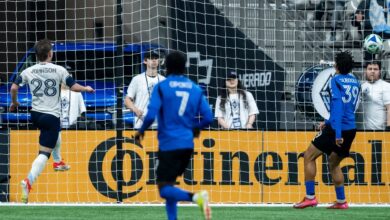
[382,82,390,105]
[59,66,71,84]
[214,96,223,118]
[78,93,86,113]
[246,91,259,115]
[126,76,138,99]
[18,70,28,86]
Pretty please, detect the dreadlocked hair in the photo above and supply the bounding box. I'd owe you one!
[335,50,354,74]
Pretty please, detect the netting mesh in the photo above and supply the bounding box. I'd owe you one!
[0,0,389,204]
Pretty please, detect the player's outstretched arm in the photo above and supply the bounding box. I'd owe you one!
[9,83,20,112]
[70,83,95,93]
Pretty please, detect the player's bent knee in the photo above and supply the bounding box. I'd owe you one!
[38,150,51,159]
[328,153,343,170]
[159,185,171,199]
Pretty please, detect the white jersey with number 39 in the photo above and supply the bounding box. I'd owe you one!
[16,62,73,117]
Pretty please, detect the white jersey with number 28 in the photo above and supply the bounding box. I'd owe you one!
[17,62,73,117]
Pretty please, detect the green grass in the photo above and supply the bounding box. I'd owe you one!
[0,206,389,220]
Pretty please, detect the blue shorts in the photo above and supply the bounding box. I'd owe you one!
[31,111,61,149]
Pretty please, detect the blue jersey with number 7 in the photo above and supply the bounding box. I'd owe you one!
[325,73,361,139]
[138,74,213,151]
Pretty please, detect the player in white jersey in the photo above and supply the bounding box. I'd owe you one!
[125,50,166,129]
[360,61,390,130]
[10,39,94,203]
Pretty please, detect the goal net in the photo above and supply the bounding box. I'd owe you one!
[0,0,389,205]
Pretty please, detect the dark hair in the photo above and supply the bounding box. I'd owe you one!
[35,39,52,62]
[219,79,248,112]
[144,50,159,60]
[334,50,354,74]
[365,60,381,70]
[165,50,186,75]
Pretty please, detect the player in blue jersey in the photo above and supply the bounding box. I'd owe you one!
[294,51,360,209]
[134,51,213,220]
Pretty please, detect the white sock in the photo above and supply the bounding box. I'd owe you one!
[52,134,62,163]
[306,195,315,200]
[27,154,49,185]
[337,199,346,203]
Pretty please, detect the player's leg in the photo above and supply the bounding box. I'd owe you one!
[327,152,349,209]
[294,126,334,209]
[192,190,211,220]
[158,182,193,220]
[293,143,322,208]
[157,150,194,220]
[27,145,53,185]
[52,133,70,171]
[52,132,61,162]
[159,181,210,220]
[327,129,355,209]
[21,112,60,203]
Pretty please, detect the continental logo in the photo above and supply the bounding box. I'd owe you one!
[88,136,387,199]
[9,131,390,203]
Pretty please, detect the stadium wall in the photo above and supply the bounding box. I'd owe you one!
[8,130,390,204]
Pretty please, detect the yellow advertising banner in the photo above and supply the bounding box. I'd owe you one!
[9,130,390,203]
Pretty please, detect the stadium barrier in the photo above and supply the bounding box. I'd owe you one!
[8,130,390,204]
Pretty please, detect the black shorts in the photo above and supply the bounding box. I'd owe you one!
[31,111,61,149]
[312,125,356,158]
[156,149,193,183]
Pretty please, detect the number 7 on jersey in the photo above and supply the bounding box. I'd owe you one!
[175,91,189,116]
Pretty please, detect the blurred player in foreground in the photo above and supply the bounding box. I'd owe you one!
[294,51,360,209]
[134,51,213,219]
[10,39,94,203]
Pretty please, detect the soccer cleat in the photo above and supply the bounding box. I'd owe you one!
[327,201,349,209]
[53,160,70,171]
[21,178,31,204]
[293,197,318,209]
[193,190,212,220]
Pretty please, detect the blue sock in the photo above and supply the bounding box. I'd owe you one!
[159,185,192,202]
[305,180,315,196]
[165,199,177,220]
[335,186,345,201]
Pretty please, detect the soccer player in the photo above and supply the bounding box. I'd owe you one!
[293,51,360,209]
[10,39,94,203]
[124,50,165,129]
[134,51,213,220]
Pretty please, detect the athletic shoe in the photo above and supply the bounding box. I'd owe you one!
[53,161,70,171]
[193,190,212,220]
[293,197,318,209]
[327,201,349,209]
[21,178,31,204]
